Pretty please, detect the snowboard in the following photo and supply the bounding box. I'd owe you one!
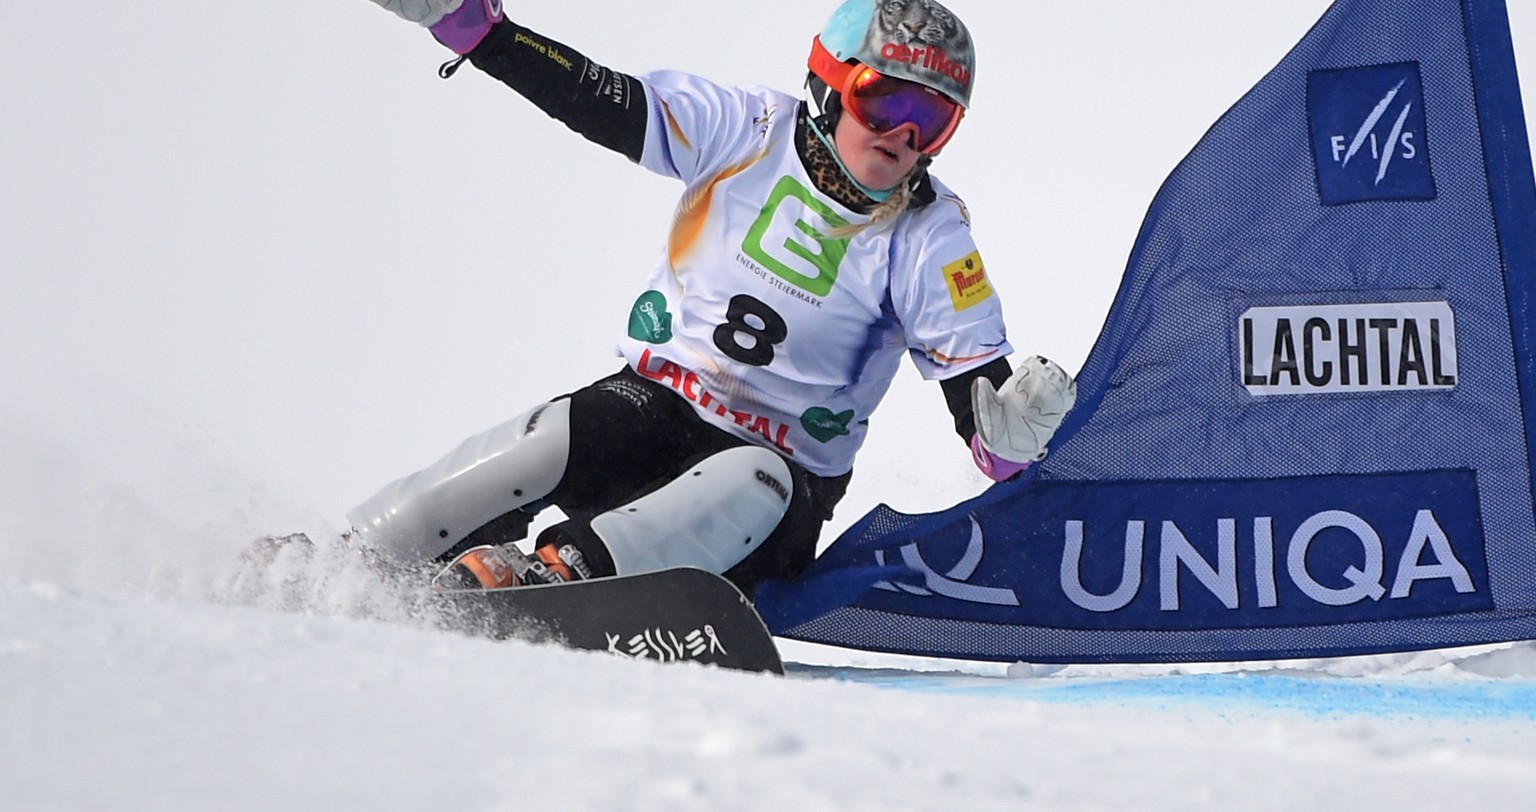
[433,567,784,675]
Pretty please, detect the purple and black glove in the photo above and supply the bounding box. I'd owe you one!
[366,0,504,54]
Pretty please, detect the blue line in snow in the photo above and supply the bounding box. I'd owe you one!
[789,666,1536,720]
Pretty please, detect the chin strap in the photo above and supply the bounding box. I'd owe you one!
[804,74,840,132]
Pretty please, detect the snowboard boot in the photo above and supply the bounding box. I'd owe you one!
[432,543,592,591]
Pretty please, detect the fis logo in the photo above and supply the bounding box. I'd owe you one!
[1308,62,1436,205]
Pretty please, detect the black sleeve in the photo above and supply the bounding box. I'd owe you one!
[938,358,1013,444]
[465,20,649,162]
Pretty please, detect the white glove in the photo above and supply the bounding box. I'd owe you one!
[368,0,465,26]
[971,356,1078,463]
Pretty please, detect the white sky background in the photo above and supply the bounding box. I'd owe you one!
[2,1,1534,552]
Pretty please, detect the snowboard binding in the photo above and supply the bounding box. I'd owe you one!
[433,543,592,591]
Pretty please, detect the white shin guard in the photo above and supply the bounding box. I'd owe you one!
[346,400,571,562]
[590,446,793,576]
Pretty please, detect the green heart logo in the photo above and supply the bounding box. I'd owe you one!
[800,407,855,444]
[628,291,673,344]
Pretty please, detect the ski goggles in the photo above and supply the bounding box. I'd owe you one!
[809,37,965,154]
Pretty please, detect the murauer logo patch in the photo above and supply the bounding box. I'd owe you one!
[1308,62,1436,204]
[943,251,992,311]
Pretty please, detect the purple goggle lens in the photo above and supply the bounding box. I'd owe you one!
[844,67,963,153]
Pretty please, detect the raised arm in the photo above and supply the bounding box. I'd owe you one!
[364,0,649,161]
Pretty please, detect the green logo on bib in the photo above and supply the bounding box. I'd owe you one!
[800,407,855,444]
[628,291,673,344]
[742,176,852,298]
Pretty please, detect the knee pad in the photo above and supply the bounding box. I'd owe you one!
[346,399,571,561]
[589,445,793,576]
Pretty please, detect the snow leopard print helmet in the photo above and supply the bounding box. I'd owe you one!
[811,0,976,109]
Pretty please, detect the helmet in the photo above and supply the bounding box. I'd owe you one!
[812,0,976,108]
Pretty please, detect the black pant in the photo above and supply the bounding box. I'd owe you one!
[469,368,851,597]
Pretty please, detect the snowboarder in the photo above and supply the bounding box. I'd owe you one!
[350,0,1077,597]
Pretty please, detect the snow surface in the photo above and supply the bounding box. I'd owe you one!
[4,2,1536,810]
